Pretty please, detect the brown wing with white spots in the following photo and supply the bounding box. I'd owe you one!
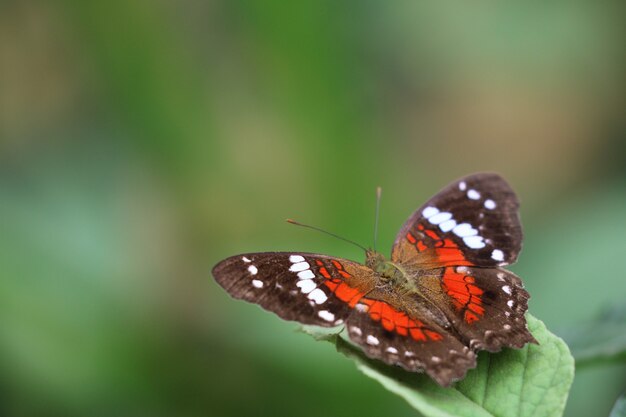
[415,266,536,352]
[392,173,522,268]
[344,294,476,386]
[212,253,377,327]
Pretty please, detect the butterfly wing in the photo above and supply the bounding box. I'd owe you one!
[391,173,522,268]
[214,252,478,386]
[416,266,536,352]
[212,252,378,327]
[213,173,533,387]
[344,294,476,386]
[391,173,535,352]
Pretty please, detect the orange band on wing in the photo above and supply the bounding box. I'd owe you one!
[442,267,485,324]
[434,239,473,266]
[317,259,365,308]
[319,267,331,278]
[405,225,473,267]
[425,229,440,240]
[313,259,440,338]
[358,299,442,342]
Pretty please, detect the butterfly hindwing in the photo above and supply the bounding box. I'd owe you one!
[212,252,377,327]
[392,173,522,268]
[345,296,476,386]
[416,266,536,352]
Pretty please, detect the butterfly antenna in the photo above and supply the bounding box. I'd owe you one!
[286,219,368,252]
[373,186,382,251]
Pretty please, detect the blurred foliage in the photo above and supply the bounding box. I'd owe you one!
[611,394,626,417]
[559,304,626,367]
[0,1,625,416]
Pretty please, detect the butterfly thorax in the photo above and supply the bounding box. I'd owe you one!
[365,249,455,328]
[365,250,414,289]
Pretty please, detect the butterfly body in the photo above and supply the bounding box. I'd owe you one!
[212,173,536,386]
[365,250,409,286]
[364,250,453,328]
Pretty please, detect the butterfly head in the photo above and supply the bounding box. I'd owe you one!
[364,249,394,278]
[365,249,385,268]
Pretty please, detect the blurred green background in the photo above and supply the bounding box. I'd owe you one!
[1,1,625,416]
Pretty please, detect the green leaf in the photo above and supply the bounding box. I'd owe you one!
[335,315,574,417]
[610,394,626,417]
[558,304,626,367]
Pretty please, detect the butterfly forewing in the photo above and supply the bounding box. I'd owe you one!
[212,252,377,327]
[392,173,522,269]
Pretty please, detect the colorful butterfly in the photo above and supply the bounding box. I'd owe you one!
[212,173,536,386]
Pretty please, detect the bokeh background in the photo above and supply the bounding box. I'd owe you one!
[1,1,625,416]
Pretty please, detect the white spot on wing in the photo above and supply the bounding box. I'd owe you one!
[252,279,263,288]
[289,261,310,272]
[297,270,315,280]
[453,223,478,237]
[428,211,452,224]
[318,310,335,322]
[459,181,467,191]
[507,300,515,308]
[386,347,398,354]
[289,255,305,263]
[431,356,441,363]
[308,288,328,304]
[502,285,512,295]
[296,279,316,294]
[242,256,251,263]
[405,351,415,357]
[439,219,457,232]
[504,324,512,330]
[456,266,469,273]
[422,206,439,218]
[355,303,369,313]
[247,265,258,275]
[428,211,452,225]
[491,249,504,261]
[463,236,486,249]
[366,335,380,346]
[484,199,496,209]
[467,189,481,200]
[350,326,362,336]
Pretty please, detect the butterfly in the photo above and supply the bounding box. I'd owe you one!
[212,173,536,386]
